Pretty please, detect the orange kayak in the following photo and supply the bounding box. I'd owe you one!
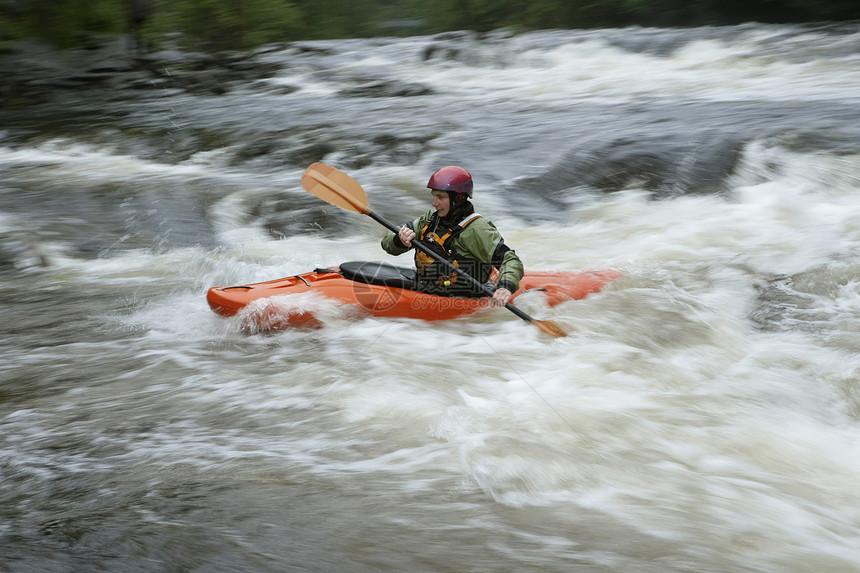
[207,261,621,330]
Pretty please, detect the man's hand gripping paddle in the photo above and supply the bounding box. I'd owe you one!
[301,162,569,337]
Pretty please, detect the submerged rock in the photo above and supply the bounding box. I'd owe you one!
[511,133,744,203]
[337,80,433,98]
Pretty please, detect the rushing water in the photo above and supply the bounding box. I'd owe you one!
[2,23,860,572]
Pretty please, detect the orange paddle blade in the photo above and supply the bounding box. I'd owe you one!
[532,319,571,338]
[301,162,370,214]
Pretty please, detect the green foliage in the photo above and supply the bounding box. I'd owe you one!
[5,0,123,47]
[155,0,303,50]
[2,0,858,51]
[292,0,385,39]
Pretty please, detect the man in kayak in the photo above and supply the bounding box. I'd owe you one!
[381,166,523,306]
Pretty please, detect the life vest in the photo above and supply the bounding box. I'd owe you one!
[414,212,490,296]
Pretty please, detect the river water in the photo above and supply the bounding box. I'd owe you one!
[2,23,860,572]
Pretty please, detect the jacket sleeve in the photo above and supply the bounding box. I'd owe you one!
[455,218,523,292]
[494,248,524,293]
[381,211,430,256]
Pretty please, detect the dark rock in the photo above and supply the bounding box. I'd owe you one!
[760,128,860,155]
[246,195,350,239]
[229,132,336,170]
[422,30,481,62]
[0,36,284,102]
[338,80,432,98]
[0,230,48,270]
[422,44,461,62]
[290,43,335,56]
[289,141,336,166]
[232,134,287,163]
[512,134,744,201]
[248,81,299,95]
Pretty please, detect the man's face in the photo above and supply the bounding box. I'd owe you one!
[431,190,450,217]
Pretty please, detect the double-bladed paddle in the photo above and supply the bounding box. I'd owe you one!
[300,162,569,337]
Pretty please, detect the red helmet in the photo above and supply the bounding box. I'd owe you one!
[427,166,473,198]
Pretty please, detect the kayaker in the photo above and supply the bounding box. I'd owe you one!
[381,166,523,306]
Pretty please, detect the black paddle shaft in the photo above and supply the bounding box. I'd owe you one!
[367,210,536,324]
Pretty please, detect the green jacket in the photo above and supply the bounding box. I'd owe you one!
[381,208,524,294]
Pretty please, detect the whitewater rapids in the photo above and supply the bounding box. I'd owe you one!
[1,23,860,572]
